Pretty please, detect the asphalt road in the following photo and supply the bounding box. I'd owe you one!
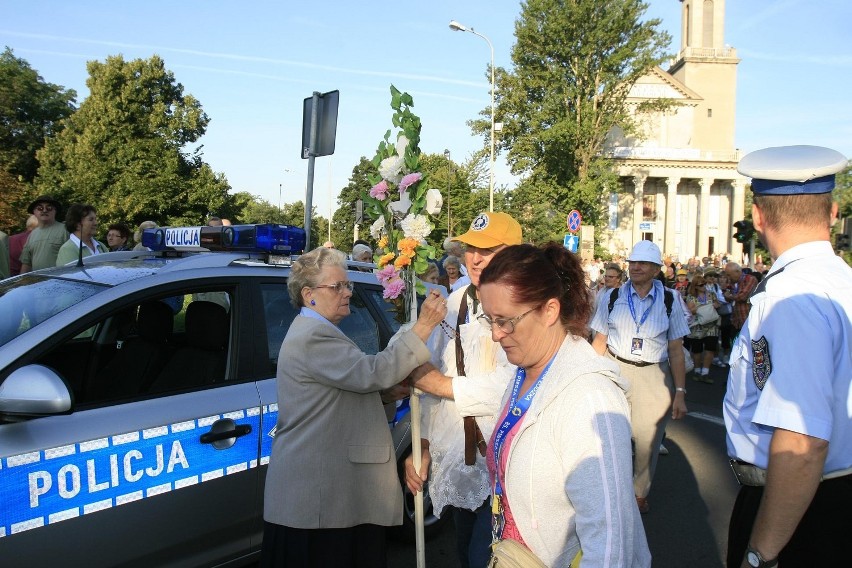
[388,361,739,567]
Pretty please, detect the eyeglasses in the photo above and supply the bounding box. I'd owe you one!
[35,205,55,212]
[477,304,540,334]
[313,281,354,294]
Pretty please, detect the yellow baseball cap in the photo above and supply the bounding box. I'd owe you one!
[452,212,522,249]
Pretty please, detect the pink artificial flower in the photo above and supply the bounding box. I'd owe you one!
[370,180,390,200]
[383,278,406,299]
[398,172,422,192]
[376,264,398,285]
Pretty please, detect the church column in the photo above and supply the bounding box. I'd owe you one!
[697,178,712,257]
[730,179,746,254]
[632,175,646,246]
[664,177,679,257]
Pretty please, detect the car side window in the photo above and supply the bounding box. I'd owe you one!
[364,288,404,334]
[33,289,233,406]
[340,290,380,355]
[260,282,380,374]
[260,284,299,372]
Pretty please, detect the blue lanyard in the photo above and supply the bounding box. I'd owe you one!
[492,356,555,497]
[626,283,656,334]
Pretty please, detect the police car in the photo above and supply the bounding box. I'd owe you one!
[0,224,444,567]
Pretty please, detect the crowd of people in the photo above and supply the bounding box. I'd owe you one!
[260,145,849,568]
[4,145,849,568]
[0,195,234,279]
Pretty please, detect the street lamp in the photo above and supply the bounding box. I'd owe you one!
[443,149,451,236]
[280,168,293,223]
[449,19,495,212]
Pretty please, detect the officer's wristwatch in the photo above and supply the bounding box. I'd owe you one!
[746,546,778,568]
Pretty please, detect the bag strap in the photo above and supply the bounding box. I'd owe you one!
[609,285,673,318]
[456,287,486,465]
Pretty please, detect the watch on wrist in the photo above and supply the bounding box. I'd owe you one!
[675,387,687,394]
[746,546,778,568]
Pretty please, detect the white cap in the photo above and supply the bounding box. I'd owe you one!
[738,145,847,195]
[627,240,662,265]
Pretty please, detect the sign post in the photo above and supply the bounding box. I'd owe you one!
[301,90,339,249]
[564,209,582,254]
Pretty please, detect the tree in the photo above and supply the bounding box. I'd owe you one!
[418,152,482,242]
[330,152,488,253]
[834,164,851,265]
[35,54,229,229]
[837,164,851,219]
[477,0,671,230]
[0,47,76,230]
[330,156,377,251]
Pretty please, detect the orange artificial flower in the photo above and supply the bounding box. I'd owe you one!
[378,252,396,268]
[398,237,419,257]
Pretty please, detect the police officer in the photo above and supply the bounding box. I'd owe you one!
[724,145,852,567]
[590,240,690,514]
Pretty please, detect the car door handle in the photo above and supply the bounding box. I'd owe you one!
[200,423,252,444]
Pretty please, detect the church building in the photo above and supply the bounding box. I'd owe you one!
[603,0,747,260]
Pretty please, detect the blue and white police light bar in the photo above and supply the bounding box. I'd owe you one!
[141,224,306,254]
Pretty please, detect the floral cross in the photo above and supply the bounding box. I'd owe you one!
[362,86,443,322]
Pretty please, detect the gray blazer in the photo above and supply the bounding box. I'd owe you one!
[263,315,431,528]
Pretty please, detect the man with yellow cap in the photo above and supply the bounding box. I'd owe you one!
[404,211,523,568]
[724,145,852,567]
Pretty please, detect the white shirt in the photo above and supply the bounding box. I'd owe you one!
[723,241,852,473]
[67,233,106,257]
[420,285,516,514]
[590,280,690,364]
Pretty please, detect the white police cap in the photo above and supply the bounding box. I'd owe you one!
[737,145,848,195]
[627,240,662,265]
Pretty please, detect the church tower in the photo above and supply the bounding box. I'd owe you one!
[668,0,740,151]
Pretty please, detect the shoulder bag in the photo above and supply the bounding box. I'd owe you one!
[695,302,720,326]
[487,539,548,568]
[488,538,582,568]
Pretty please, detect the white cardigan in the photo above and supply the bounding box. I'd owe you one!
[473,335,652,568]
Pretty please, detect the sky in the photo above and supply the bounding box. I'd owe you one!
[3,0,850,226]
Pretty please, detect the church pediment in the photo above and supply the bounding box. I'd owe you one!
[628,67,701,101]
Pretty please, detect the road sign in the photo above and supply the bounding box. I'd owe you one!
[567,210,582,233]
[301,90,339,159]
[563,233,579,253]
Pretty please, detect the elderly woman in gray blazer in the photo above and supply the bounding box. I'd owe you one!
[261,246,447,568]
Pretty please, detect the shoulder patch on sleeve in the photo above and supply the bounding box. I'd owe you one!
[751,335,772,390]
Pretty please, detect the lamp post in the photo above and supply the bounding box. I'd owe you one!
[444,149,451,236]
[449,19,495,212]
[280,168,293,223]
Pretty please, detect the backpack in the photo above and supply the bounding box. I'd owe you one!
[608,286,674,318]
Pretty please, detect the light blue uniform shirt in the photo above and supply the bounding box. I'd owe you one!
[723,241,852,473]
[590,279,690,364]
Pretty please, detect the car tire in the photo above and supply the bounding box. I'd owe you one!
[388,446,449,543]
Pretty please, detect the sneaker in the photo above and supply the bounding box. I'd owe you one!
[659,443,669,455]
[712,357,727,368]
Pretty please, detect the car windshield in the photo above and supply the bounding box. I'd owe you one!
[0,275,108,347]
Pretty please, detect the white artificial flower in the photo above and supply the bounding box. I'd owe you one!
[395,135,410,158]
[379,155,404,184]
[370,216,386,239]
[400,214,433,242]
[389,189,412,218]
[425,188,443,215]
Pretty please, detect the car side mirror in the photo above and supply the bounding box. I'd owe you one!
[0,364,73,415]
